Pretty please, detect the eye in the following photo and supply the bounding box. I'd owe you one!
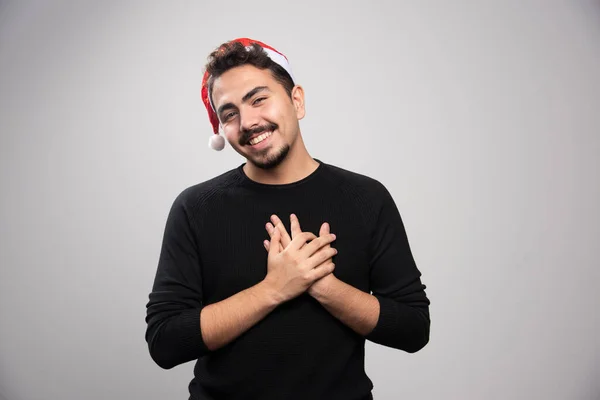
[222,111,237,122]
[253,97,266,105]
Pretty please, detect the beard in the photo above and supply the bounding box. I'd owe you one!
[237,121,297,170]
[248,143,290,170]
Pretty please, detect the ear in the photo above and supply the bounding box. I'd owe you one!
[291,85,306,120]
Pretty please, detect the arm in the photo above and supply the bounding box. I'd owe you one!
[310,277,380,336]
[265,217,380,337]
[202,227,336,351]
[199,281,279,351]
[268,185,430,353]
[146,197,335,369]
[311,270,429,353]
[361,182,430,352]
[145,194,279,369]
[301,212,429,349]
[298,218,380,336]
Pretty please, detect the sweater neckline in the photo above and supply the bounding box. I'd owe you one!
[236,158,325,189]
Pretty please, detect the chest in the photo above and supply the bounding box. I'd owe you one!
[198,198,372,304]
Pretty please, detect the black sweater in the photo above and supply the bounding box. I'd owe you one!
[145,159,430,400]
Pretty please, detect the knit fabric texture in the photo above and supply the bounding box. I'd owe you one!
[145,159,430,400]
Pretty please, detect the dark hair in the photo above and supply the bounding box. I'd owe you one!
[205,42,295,104]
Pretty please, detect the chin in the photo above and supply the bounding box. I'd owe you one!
[248,144,290,170]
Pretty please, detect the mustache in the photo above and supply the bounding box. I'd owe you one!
[240,123,278,145]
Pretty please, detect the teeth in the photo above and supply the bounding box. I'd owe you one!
[249,131,272,145]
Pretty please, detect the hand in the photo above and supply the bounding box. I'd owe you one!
[262,214,337,304]
[263,214,338,298]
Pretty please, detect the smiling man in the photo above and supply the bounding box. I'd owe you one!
[145,38,430,400]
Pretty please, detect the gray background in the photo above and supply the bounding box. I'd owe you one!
[1,1,599,399]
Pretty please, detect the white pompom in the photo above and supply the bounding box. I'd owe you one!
[208,134,225,151]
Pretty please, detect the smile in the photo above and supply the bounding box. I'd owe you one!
[248,131,273,146]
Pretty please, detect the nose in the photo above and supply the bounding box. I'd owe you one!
[239,105,261,132]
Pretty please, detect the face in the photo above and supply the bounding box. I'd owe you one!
[210,64,305,170]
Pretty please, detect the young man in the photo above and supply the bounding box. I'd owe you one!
[145,38,430,400]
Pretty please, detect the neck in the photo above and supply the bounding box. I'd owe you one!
[242,136,319,185]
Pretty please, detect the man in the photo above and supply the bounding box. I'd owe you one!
[145,38,430,400]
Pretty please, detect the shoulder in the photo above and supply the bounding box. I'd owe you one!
[321,162,397,229]
[170,167,242,216]
[322,162,393,204]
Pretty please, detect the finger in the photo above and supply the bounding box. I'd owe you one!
[308,246,338,268]
[302,233,336,257]
[290,214,302,240]
[268,228,281,257]
[289,231,317,251]
[263,240,270,252]
[307,261,335,281]
[319,222,328,237]
[319,222,331,249]
[265,222,285,252]
[268,222,289,252]
[266,222,275,236]
[271,214,292,248]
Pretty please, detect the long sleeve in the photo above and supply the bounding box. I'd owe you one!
[145,192,210,369]
[364,182,430,353]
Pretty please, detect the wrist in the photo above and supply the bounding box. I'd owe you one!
[257,279,285,307]
[310,275,338,302]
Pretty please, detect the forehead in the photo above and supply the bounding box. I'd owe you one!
[211,65,277,108]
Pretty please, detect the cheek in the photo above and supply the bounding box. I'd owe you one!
[223,126,240,144]
[264,104,290,127]
[222,120,239,134]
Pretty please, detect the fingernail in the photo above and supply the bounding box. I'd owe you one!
[332,234,336,239]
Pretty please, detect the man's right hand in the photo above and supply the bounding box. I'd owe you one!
[262,223,337,304]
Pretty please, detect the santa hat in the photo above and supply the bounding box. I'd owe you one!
[201,38,295,151]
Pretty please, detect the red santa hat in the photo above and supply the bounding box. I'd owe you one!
[200,38,295,151]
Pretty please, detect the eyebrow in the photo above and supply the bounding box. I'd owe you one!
[217,86,270,117]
